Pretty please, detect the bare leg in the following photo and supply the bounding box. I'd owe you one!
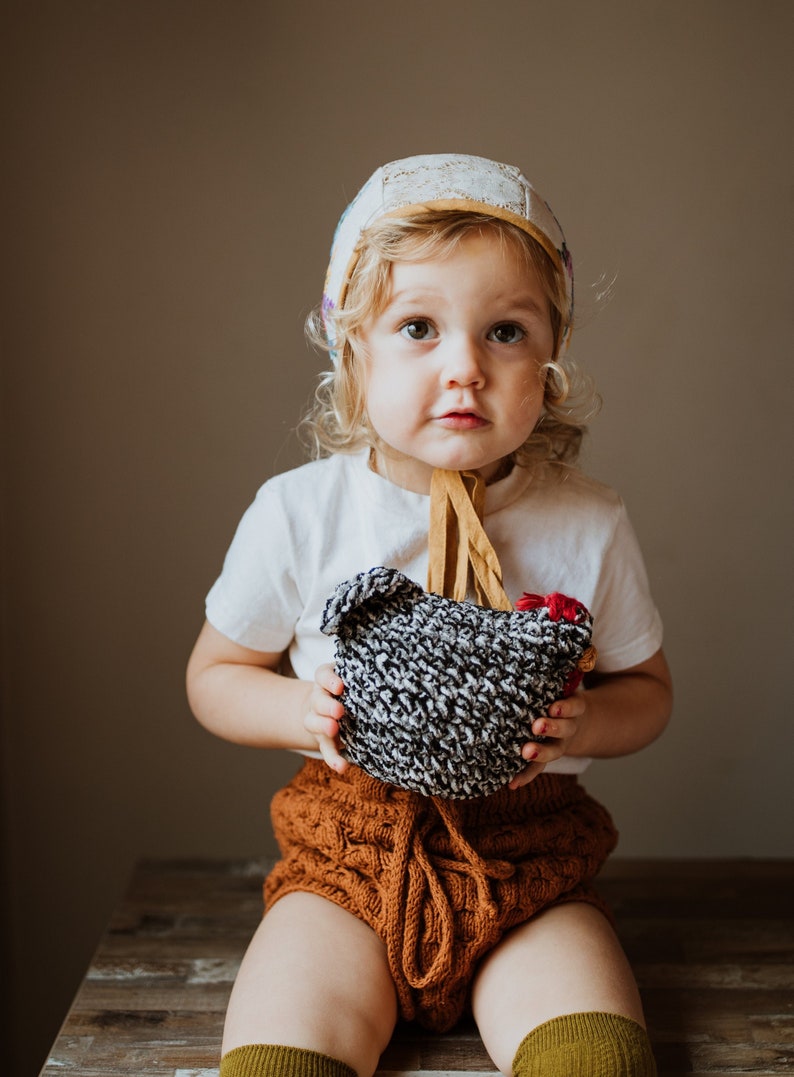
[471,902,646,1075]
[223,892,398,1077]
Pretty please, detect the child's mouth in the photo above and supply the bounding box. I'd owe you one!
[436,411,488,430]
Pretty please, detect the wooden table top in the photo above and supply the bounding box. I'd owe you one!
[41,858,794,1076]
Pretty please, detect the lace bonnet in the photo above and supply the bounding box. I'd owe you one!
[321,152,574,362]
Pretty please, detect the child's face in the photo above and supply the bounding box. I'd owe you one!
[358,230,555,493]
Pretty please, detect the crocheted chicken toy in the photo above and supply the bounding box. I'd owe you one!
[321,566,595,799]
[320,469,596,799]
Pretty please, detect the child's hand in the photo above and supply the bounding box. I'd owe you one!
[508,693,586,790]
[304,664,349,775]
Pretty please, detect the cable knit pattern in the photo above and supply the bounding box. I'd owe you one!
[266,761,618,1032]
[321,567,594,798]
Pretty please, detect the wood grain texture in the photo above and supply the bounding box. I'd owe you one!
[40,859,794,1076]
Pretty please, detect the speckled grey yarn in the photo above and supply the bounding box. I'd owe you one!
[321,567,593,799]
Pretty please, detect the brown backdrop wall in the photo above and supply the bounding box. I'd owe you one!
[2,1,792,1073]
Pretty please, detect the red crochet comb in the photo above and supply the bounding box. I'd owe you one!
[515,591,590,623]
[516,592,595,696]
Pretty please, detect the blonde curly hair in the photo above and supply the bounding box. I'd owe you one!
[302,210,599,472]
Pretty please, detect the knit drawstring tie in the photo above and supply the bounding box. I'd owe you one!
[385,791,515,1004]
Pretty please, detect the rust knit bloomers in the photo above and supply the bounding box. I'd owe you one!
[265,759,618,1032]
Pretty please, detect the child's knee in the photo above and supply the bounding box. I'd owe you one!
[512,1012,657,1077]
[219,1044,357,1077]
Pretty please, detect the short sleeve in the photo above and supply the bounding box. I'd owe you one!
[590,502,664,672]
[204,483,302,652]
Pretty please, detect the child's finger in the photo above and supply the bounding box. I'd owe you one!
[315,663,344,696]
[532,715,564,740]
[317,734,348,775]
[307,678,346,723]
[530,715,577,740]
[521,736,565,765]
[304,710,340,740]
[547,694,586,720]
[508,761,547,790]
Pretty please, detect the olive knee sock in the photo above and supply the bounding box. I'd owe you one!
[512,1012,657,1076]
[219,1043,356,1077]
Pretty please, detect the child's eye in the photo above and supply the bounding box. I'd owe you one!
[400,320,436,341]
[488,323,526,344]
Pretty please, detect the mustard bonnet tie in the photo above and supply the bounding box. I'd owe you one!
[426,468,513,610]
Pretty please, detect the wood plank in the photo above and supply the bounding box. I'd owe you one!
[40,859,794,1076]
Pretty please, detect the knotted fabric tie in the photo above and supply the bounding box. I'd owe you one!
[427,469,513,610]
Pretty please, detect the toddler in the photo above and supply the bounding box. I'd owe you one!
[187,153,672,1077]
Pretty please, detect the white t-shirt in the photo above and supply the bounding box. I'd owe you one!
[205,451,663,774]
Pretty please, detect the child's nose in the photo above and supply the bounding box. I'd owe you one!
[442,336,486,387]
